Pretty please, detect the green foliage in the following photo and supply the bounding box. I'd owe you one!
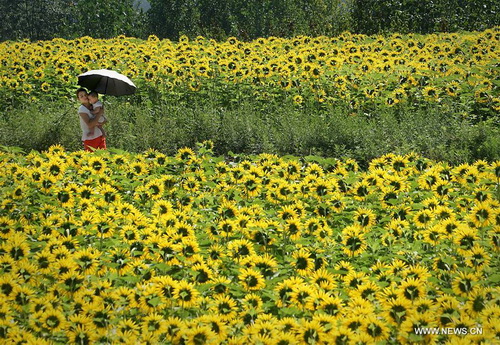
[147,0,500,40]
[1,0,499,42]
[0,0,147,41]
[69,0,148,39]
[352,0,500,35]
[1,98,498,166]
[148,0,353,40]
[0,0,69,41]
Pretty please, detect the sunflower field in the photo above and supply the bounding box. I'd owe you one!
[0,143,499,344]
[1,28,499,115]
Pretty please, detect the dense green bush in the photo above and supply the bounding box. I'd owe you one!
[0,0,147,41]
[2,0,498,42]
[352,0,500,34]
[148,0,353,40]
[2,99,498,166]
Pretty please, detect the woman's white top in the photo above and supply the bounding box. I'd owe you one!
[78,104,103,141]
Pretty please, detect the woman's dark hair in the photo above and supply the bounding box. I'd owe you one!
[76,87,88,97]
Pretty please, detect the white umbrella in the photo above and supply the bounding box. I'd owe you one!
[77,69,136,96]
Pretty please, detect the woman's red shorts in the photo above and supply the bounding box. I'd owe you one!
[83,136,106,152]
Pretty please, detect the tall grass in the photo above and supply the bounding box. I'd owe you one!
[1,99,499,166]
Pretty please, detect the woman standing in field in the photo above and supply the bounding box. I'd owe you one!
[76,87,107,151]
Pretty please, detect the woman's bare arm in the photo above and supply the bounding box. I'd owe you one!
[79,112,102,129]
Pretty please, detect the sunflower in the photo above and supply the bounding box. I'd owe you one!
[86,155,107,174]
[353,207,377,228]
[361,315,390,342]
[453,225,479,255]
[210,295,238,321]
[289,283,315,311]
[73,248,101,275]
[464,245,491,271]
[379,188,401,209]
[489,226,500,252]
[463,293,490,326]
[469,202,496,228]
[10,284,34,312]
[35,308,68,333]
[274,277,304,308]
[59,270,86,295]
[452,272,479,297]
[176,147,196,162]
[99,184,121,204]
[371,261,392,284]
[75,185,93,202]
[382,297,414,326]
[182,175,201,194]
[215,219,237,239]
[141,312,167,337]
[0,273,19,303]
[341,225,367,257]
[111,286,136,309]
[249,253,278,278]
[154,316,182,343]
[343,271,369,290]
[127,160,149,177]
[464,167,481,185]
[248,223,276,247]
[40,81,51,92]
[304,163,324,178]
[398,277,426,301]
[277,204,298,221]
[283,218,303,241]
[324,192,345,213]
[227,239,255,263]
[180,237,200,259]
[195,314,228,342]
[172,220,195,238]
[291,248,315,275]
[67,325,100,345]
[350,280,381,302]
[330,326,356,345]
[242,293,263,312]
[271,331,299,345]
[421,224,446,246]
[0,216,15,239]
[241,175,261,198]
[472,186,493,204]
[435,295,461,327]
[144,179,165,200]
[218,198,239,219]
[293,94,304,105]
[309,268,337,291]
[3,234,30,261]
[268,180,296,202]
[402,264,431,282]
[352,180,371,201]
[310,221,333,242]
[40,158,66,180]
[445,80,461,97]
[191,263,213,284]
[171,281,199,309]
[334,260,355,278]
[413,209,434,229]
[296,319,327,345]
[185,324,218,345]
[433,205,455,221]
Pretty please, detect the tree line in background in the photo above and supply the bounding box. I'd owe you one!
[1,0,499,42]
